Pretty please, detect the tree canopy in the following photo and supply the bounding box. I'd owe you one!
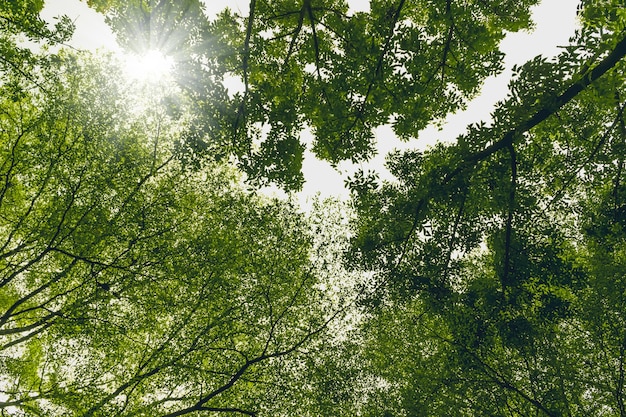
[0,29,340,417]
[1,0,626,416]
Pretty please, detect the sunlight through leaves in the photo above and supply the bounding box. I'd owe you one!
[122,50,173,83]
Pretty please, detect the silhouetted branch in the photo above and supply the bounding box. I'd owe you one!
[396,32,626,270]
[282,6,306,68]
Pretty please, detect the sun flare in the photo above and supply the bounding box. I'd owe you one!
[122,50,174,82]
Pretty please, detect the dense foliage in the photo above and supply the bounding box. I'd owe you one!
[0,4,340,415]
[1,0,626,416]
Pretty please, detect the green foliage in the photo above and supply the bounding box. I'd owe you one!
[2,0,626,415]
[1,0,74,43]
[96,0,542,190]
[340,2,626,416]
[0,44,333,416]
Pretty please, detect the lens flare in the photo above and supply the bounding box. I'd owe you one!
[123,50,174,82]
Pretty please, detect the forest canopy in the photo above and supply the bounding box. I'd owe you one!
[1,0,626,416]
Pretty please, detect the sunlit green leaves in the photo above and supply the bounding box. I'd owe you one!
[3,0,626,415]
[99,0,543,190]
[0,41,335,415]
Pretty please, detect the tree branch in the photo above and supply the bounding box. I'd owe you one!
[233,0,257,145]
[502,144,516,289]
[468,33,626,166]
[399,32,626,259]
[441,191,467,284]
[545,99,626,211]
[346,0,406,135]
[282,6,306,69]
[423,321,558,416]
[161,305,345,417]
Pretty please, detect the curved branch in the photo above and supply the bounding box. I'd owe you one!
[422,320,558,417]
[439,0,454,85]
[346,0,407,135]
[362,0,406,103]
[468,33,626,166]
[0,258,78,328]
[613,95,626,215]
[161,305,346,417]
[306,2,325,86]
[398,32,626,261]
[442,190,467,283]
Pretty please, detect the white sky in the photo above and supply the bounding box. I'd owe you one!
[41,0,580,209]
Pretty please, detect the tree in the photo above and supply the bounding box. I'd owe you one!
[4,0,626,416]
[0,41,340,416]
[341,1,626,415]
[0,0,74,88]
[94,0,545,190]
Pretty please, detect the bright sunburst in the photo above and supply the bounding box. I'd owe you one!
[122,50,174,82]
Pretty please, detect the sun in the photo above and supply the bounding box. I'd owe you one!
[122,50,174,83]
